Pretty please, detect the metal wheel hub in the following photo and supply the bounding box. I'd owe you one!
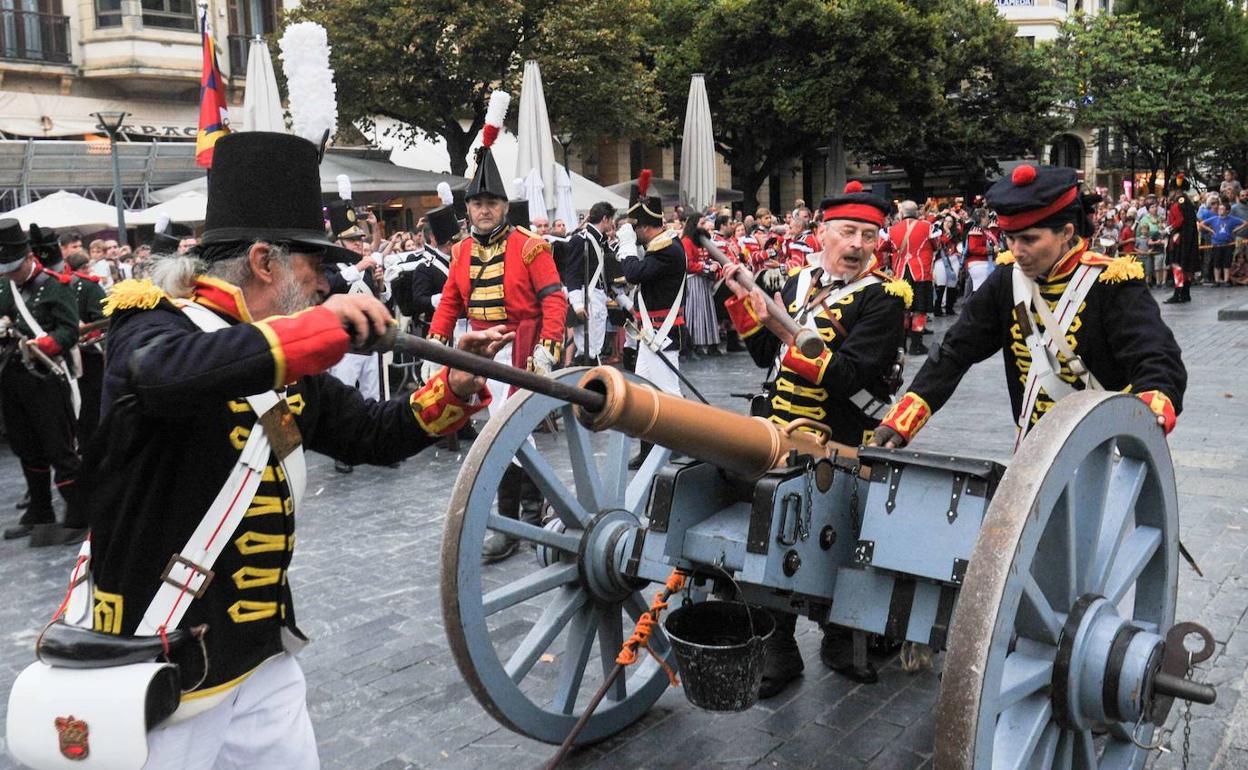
[1052,594,1164,730]
[577,510,642,604]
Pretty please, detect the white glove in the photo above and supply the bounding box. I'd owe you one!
[612,289,634,313]
[531,344,556,376]
[420,358,444,385]
[616,223,638,259]
[430,292,442,309]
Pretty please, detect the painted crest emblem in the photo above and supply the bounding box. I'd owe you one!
[54,715,89,761]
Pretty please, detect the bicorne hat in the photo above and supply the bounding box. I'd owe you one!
[199,132,351,261]
[626,169,664,228]
[465,91,511,202]
[0,218,31,272]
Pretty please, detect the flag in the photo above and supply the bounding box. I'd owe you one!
[195,7,230,168]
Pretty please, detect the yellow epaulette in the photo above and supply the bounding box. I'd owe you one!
[1096,254,1145,283]
[102,278,168,317]
[521,232,551,265]
[995,250,1015,266]
[880,275,913,308]
[646,233,674,253]
[1079,250,1113,267]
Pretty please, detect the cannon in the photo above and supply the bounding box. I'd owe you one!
[411,332,1212,768]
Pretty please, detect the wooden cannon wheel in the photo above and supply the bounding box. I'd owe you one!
[935,392,1179,769]
[440,368,680,745]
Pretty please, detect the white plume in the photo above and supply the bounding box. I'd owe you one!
[337,174,352,201]
[437,182,453,206]
[278,22,338,147]
[485,91,511,129]
[154,213,170,235]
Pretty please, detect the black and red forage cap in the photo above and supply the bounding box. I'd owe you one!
[818,180,890,227]
[986,164,1082,233]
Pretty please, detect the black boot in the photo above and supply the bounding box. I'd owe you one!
[1163,286,1183,304]
[759,611,804,699]
[944,287,958,316]
[15,489,29,510]
[819,625,879,684]
[1182,285,1192,303]
[933,287,946,317]
[628,441,653,471]
[6,466,54,539]
[907,331,929,356]
[482,464,524,564]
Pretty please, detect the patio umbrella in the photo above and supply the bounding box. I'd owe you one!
[241,37,285,133]
[523,168,546,224]
[128,191,208,226]
[679,74,717,212]
[554,163,577,228]
[515,59,557,213]
[5,191,125,230]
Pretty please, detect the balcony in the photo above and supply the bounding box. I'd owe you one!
[0,9,71,66]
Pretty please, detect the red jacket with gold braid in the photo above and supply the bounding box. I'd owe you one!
[427,225,567,366]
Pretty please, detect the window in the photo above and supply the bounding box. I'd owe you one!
[95,0,121,28]
[141,0,196,31]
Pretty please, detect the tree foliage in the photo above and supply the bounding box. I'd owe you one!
[287,0,663,175]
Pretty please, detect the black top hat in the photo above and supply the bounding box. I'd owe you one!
[987,165,1080,232]
[426,205,458,245]
[199,132,351,261]
[327,199,366,241]
[29,223,61,267]
[507,205,529,230]
[0,218,30,272]
[626,169,664,228]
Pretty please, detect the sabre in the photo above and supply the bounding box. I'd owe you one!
[682,216,825,359]
[622,318,709,405]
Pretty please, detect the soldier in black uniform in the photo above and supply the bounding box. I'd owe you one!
[32,223,107,445]
[85,132,507,767]
[565,201,623,365]
[720,182,908,696]
[0,219,86,546]
[874,164,1186,451]
[619,171,686,468]
[410,198,460,337]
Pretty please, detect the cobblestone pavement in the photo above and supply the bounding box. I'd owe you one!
[0,285,1245,769]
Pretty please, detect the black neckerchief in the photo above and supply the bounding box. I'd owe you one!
[471,223,510,247]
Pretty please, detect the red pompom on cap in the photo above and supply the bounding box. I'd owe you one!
[844,180,864,194]
[1012,164,1037,186]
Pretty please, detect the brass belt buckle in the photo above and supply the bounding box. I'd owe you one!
[161,554,214,599]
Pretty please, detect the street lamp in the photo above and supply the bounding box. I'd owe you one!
[93,110,129,240]
[554,131,573,175]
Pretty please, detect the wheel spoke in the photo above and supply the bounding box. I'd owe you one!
[1104,525,1162,605]
[516,443,591,528]
[597,610,627,702]
[1032,723,1061,770]
[1071,729,1096,769]
[561,404,606,512]
[602,431,631,508]
[552,603,603,715]
[625,445,671,516]
[992,693,1053,770]
[994,650,1055,714]
[1054,729,1073,769]
[1090,457,1146,595]
[482,562,579,616]
[1068,442,1114,595]
[505,587,587,683]
[625,591,670,655]
[487,514,581,553]
[1019,572,1063,645]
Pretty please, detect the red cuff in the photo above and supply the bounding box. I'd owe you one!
[879,391,933,445]
[253,306,350,387]
[724,295,763,338]
[33,336,61,356]
[781,344,832,384]
[409,367,491,436]
[1137,390,1177,435]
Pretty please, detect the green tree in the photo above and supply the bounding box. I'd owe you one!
[1047,13,1219,191]
[855,0,1060,199]
[652,0,933,211]
[287,0,663,175]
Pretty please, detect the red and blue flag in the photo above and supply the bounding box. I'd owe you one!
[195,7,230,168]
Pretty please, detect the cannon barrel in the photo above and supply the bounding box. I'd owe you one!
[574,365,856,479]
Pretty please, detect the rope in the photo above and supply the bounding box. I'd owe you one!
[615,569,686,686]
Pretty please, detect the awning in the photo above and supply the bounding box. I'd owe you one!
[0,91,199,140]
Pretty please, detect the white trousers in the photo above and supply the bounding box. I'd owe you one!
[143,654,317,770]
[568,288,608,359]
[330,352,382,401]
[934,256,961,287]
[636,339,681,397]
[966,260,992,291]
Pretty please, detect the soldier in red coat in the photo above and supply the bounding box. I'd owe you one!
[425,91,568,564]
[886,200,940,355]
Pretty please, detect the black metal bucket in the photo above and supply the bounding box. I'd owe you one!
[662,601,774,712]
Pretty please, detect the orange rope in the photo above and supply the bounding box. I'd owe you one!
[615,569,687,686]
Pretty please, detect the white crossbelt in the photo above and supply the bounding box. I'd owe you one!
[9,278,81,416]
[634,253,686,351]
[1011,264,1103,450]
